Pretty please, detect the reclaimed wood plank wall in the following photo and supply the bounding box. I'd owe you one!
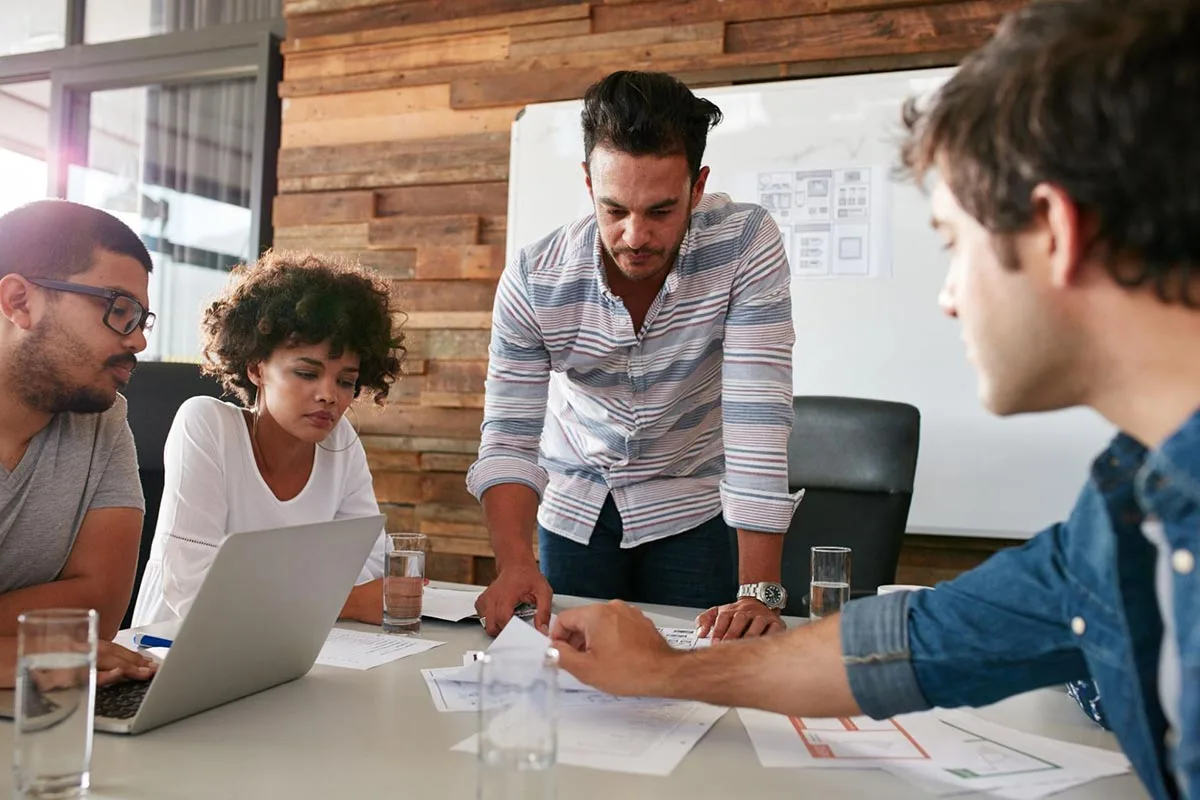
[277,0,1024,585]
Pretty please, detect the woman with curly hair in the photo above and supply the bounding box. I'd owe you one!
[131,251,404,627]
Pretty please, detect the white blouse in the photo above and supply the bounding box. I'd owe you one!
[131,396,385,627]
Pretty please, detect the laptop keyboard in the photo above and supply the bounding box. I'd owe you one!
[96,680,152,720]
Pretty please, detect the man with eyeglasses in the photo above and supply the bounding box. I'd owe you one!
[0,200,158,687]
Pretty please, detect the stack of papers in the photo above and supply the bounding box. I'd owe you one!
[738,707,1130,799]
[425,618,728,776]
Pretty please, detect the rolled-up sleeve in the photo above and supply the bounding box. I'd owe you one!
[840,591,931,719]
[719,209,804,533]
[842,522,1090,720]
[466,252,551,500]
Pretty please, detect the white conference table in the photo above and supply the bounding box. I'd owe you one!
[0,588,1148,800]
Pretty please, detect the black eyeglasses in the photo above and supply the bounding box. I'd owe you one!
[26,278,156,336]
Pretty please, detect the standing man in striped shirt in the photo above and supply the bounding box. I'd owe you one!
[468,71,803,639]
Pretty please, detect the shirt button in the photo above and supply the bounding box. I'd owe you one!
[1071,616,1087,636]
[1172,549,1195,575]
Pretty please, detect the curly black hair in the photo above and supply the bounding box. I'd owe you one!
[201,250,404,406]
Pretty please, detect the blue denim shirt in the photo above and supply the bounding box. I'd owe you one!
[841,410,1200,800]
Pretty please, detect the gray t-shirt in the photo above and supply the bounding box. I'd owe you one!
[0,394,144,594]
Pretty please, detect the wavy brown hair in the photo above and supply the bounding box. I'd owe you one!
[201,250,404,405]
[899,0,1200,305]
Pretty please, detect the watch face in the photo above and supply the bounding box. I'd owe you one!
[763,584,785,606]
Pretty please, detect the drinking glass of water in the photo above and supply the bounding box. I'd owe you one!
[384,532,427,634]
[14,609,98,799]
[477,646,558,800]
[810,546,852,620]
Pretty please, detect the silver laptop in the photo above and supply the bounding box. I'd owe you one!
[1,514,383,735]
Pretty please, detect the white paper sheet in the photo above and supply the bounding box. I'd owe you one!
[315,628,444,670]
[738,708,984,770]
[422,587,483,622]
[880,711,1130,799]
[656,627,712,650]
[453,698,728,776]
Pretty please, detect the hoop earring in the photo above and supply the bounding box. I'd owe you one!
[318,403,362,453]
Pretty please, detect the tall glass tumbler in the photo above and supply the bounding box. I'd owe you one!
[477,646,558,800]
[14,609,98,799]
[810,546,852,620]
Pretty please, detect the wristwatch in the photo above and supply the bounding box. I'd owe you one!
[737,581,788,610]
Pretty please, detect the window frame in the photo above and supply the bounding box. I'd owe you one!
[0,0,282,254]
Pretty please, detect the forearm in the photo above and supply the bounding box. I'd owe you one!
[0,579,128,639]
[481,483,541,569]
[736,529,784,584]
[340,579,382,623]
[656,615,859,717]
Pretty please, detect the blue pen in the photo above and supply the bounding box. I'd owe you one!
[131,633,173,649]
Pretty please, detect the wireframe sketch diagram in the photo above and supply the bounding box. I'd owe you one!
[756,167,888,279]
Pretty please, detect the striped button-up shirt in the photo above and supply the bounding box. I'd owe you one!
[466,193,803,546]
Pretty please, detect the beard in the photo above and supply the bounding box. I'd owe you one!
[602,235,686,283]
[8,318,123,414]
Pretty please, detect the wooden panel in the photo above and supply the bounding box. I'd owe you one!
[369,215,481,248]
[421,472,477,505]
[422,330,492,360]
[374,471,422,504]
[725,2,1020,61]
[282,104,523,149]
[358,405,484,439]
[277,132,510,189]
[356,249,417,279]
[508,21,723,60]
[415,245,505,280]
[360,434,481,454]
[274,222,369,250]
[285,4,590,55]
[591,0,938,33]
[393,280,496,312]
[282,84,449,125]
[380,503,416,532]
[425,361,488,395]
[273,190,375,227]
[426,552,475,583]
[365,448,420,472]
[376,183,508,218]
[418,503,486,525]
[421,391,487,408]
[420,453,480,472]
[402,312,493,330]
[288,0,585,39]
[509,18,591,43]
[284,33,509,82]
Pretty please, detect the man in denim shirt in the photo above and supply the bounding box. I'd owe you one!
[549,2,1200,798]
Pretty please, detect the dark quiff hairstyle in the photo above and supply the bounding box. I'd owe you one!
[581,70,723,183]
[201,250,404,406]
[900,0,1200,305]
[0,200,153,278]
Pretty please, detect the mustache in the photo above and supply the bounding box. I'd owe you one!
[613,247,665,257]
[105,354,138,371]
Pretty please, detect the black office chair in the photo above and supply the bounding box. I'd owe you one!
[732,396,921,617]
[119,361,229,628]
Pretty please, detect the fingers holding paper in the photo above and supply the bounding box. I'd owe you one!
[550,600,680,697]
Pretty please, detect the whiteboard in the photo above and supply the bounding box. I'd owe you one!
[506,68,1114,539]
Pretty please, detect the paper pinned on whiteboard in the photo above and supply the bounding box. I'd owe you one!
[751,166,892,281]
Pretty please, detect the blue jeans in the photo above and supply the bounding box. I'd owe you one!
[538,495,735,609]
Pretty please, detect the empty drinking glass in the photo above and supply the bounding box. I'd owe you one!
[14,609,98,799]
[384,533,427,634]
[810,546,852,620]
[477,646,558,800]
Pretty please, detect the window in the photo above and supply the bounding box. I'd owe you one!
[85,0,281,44]
[0,81,51,214]
[0,1,66,55]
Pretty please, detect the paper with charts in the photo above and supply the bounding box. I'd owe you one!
[749,165,891,280]
[435,619,727,775]
[738,708,1129,799]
